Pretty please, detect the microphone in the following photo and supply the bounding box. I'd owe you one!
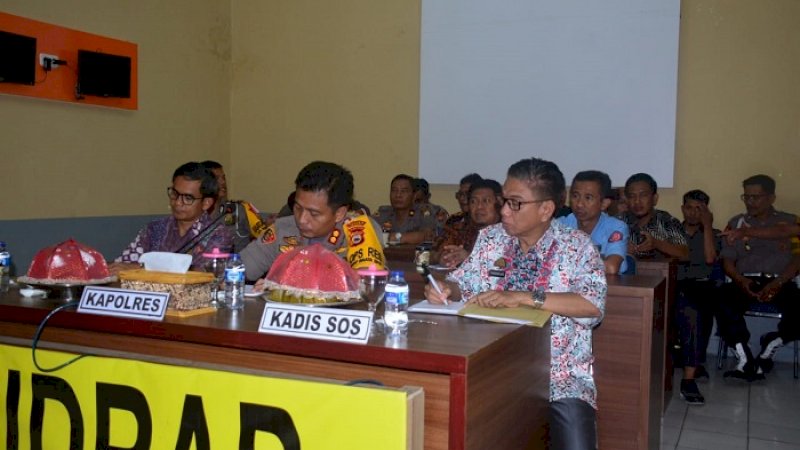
[220,200,239,215]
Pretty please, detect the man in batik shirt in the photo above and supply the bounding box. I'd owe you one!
[434,178,503,268]
[425,158,606,450]
[116,162,233,269]
[622,172,689,260]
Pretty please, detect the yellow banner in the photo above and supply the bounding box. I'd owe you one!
[0,344,411,449]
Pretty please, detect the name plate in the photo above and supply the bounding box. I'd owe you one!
[78,286,169,321]
[259,304,374,344]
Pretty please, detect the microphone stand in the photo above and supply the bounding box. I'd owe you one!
[175,201,236,255]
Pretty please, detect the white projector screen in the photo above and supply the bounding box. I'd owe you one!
[419,0,680,187]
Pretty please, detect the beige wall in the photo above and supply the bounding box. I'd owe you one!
[668,0,800,224]
[0,0,231,220]
[3,0,800,228]
[229,0,420,213]
[230,0,800,225]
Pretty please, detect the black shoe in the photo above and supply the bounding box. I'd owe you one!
[695,365,710,381]
[757,332,782,373]
[723,364,765,382]
[756,357,774,373]
[680,379,705,405]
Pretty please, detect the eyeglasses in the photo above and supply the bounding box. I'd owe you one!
[469,197,497,207]
[502,197,550,212]
[740,194,769,202]
[167,187,203,206]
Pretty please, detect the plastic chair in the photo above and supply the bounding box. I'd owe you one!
[716,302,800,379]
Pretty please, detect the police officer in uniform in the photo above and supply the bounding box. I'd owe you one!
[241,161,382,281]
[374,174,438,245]
[717,174,800,380]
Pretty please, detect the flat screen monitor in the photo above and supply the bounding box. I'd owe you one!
[77,50,131,98]
[0,30,37,86]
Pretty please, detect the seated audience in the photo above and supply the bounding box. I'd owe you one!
[558,170,629,274]
[622,173,689,260]
[374,174,438,244]
[717,174,800,380]
[241,161,384,281]
[722,218,800,243]
[116,162,233,269]
[606,187,628,219]
[435,179,503,267]
[445,173,484,230]
[201,160,270,252]
[279,191,370,218]
[676,189,720,404]
[425,157,605,450]
[413,177,449,233]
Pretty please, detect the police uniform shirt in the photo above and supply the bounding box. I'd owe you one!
[240,216,347,281]
[720,209,798,275]
[374,204,438,234]
[559,212,629,273]
[240,213,384,281]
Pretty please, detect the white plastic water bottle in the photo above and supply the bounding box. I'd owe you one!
[0,241,10,293]
[224,253,245,310]
[384,270,409,335]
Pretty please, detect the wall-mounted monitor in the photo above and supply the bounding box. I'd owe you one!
[77,49,131,98]
[0,30,37,86]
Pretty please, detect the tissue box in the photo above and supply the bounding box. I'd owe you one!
[119,269,215,311]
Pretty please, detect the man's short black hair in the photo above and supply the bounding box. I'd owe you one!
[173,162,218,199]
[683,189,710,205]
[295,161,354,209]
[391,174,415,186]
[572,170,613,199]
[413,178,430,196]
[460,173,483,186]
[743,174,776,195]
[507,158,566,209]
[625,173,658,194]
[468,178,503,198]
[200,160,223,171]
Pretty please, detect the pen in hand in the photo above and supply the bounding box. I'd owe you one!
[422,265,448,306]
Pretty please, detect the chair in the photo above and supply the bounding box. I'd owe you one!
[716,302,800,379]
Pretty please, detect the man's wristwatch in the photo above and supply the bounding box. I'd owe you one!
[530,288,546,309]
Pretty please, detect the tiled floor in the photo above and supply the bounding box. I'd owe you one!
[661,361,800,450]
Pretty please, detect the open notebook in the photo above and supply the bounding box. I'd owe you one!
[409,300,551,328]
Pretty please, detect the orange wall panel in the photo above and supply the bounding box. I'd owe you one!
[0,12,137,110]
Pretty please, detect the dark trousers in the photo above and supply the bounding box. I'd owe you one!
[549,398,597,450]
[676,279,716,368]
[716,279,800,346]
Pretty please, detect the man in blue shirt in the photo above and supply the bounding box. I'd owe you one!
[559,170,630,274]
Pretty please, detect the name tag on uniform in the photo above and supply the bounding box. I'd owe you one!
[78,286,169,321]
[259,304,373,344]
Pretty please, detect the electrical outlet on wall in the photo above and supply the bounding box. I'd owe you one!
[39,53,61,68]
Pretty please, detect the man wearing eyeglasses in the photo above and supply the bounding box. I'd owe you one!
[115,162,233,269]
[434,178,503,267]
[717,174,800,380]
[425,158,606,450]
[442,173,484,234]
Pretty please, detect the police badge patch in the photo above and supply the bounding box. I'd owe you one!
[261,225,277,244]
